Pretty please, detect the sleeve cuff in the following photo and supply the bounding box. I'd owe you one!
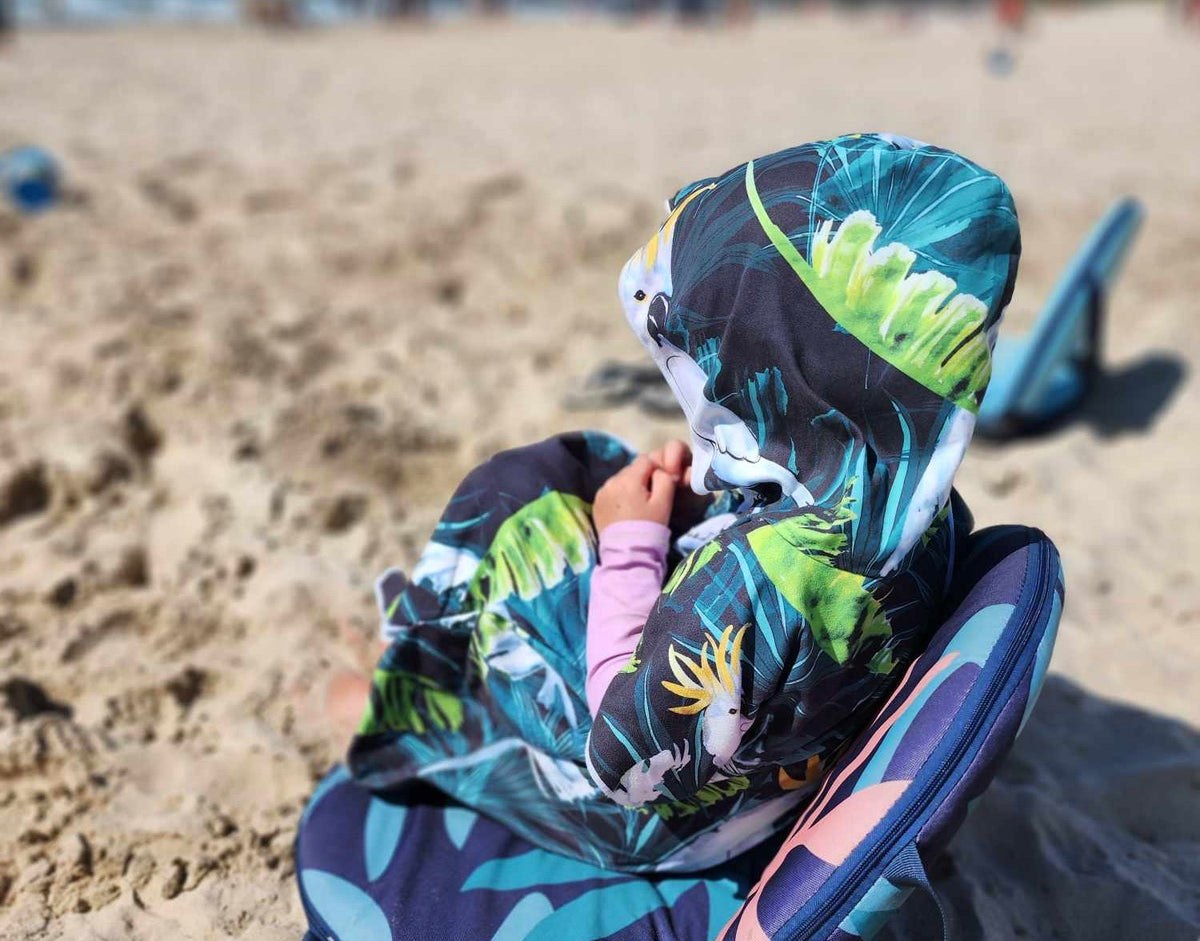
[597,520,672,561]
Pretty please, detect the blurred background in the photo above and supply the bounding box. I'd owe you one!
[1,2,1198,938]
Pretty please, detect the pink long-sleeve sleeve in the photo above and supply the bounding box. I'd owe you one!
[586,519,672,719]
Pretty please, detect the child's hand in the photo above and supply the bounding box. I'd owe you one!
[594,457,676,534]
[648,439,692,484]
[648,439,711,531]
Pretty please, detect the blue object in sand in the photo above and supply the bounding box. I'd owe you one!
[986,45,1016,77]
[978,197,1145,438]
[1,145,60,214]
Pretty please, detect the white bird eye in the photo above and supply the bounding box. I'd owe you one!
[634,290,647,301]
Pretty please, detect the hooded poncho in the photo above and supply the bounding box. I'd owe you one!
[348,133,1021,872]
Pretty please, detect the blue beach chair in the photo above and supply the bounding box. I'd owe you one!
[977,198,1144,438]
[295,526,1063,941]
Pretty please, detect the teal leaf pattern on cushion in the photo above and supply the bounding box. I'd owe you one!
[443,805,477,850]
[299,869,392,941]
[836,872,912,939]
[463,849,626,892]
[364,798,408,882]
[853,602,1012,791]
[301,765,350,828]
[522,879,695,941]
[490,893,554,941]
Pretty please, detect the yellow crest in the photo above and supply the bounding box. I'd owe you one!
[661,624,748,716]
[641,183,716,273]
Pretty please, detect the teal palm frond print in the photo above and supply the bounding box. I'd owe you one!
[746,162,991,412]
[746,488,892,671]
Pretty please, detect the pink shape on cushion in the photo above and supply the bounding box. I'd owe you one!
[794,652,959,830]
[720,651,960,941]
[795,779,909,866]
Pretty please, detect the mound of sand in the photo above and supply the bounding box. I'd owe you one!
[885,678,1200,940]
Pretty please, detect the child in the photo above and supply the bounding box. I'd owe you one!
[346,133,1020,873]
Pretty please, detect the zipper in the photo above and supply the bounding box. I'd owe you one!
[783,541,1055,940]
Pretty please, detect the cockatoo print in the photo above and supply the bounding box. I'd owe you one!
[617,188,816,506]
[603,742,692,809]
[662,624,753,772]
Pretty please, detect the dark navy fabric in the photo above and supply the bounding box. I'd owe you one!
[296,526,1063,941]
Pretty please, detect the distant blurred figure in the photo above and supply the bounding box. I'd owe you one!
[987,0,1025,76]
[1167,0,1197,24]
[614,0,656,20]
[242,0,300,26]
[380,0,430,18]
[38,0,67,22]
[470,0,505,18]
[725,0,752,24]
[996,0,1026,32]
[0,0,12,42]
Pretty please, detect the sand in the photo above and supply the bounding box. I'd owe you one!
[0,6,1198,938]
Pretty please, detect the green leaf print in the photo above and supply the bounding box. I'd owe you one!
[746,522,891,670]
[360,669,465,736]
[468,609,517,677]
[469,491,596,606]
[746,161,991,412]
[618,637,642,675]
[646,776,751,821]
[766,497,857,563]
[468,609,509,677]
[663,539,722,596]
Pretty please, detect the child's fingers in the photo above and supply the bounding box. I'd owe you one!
[662,439,690,479]
[625,455,656,490]
[649,468,676,515]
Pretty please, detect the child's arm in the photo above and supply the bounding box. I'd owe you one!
[586,455,676,717]
[586,519,671,717]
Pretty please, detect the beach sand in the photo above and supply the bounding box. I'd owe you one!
[0,7,1198,937]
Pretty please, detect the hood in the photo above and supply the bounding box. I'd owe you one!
[618,133,1019,572]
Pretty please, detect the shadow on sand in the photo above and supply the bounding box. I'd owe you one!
[984,352,1190,443]
[884,675,1200,940]
[1075,354,1189,438]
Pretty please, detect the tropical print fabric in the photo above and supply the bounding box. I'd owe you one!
[299,528,1064,941]
[348,134,1021,871]
[718,527,1063,939]
[297,768,780,941]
